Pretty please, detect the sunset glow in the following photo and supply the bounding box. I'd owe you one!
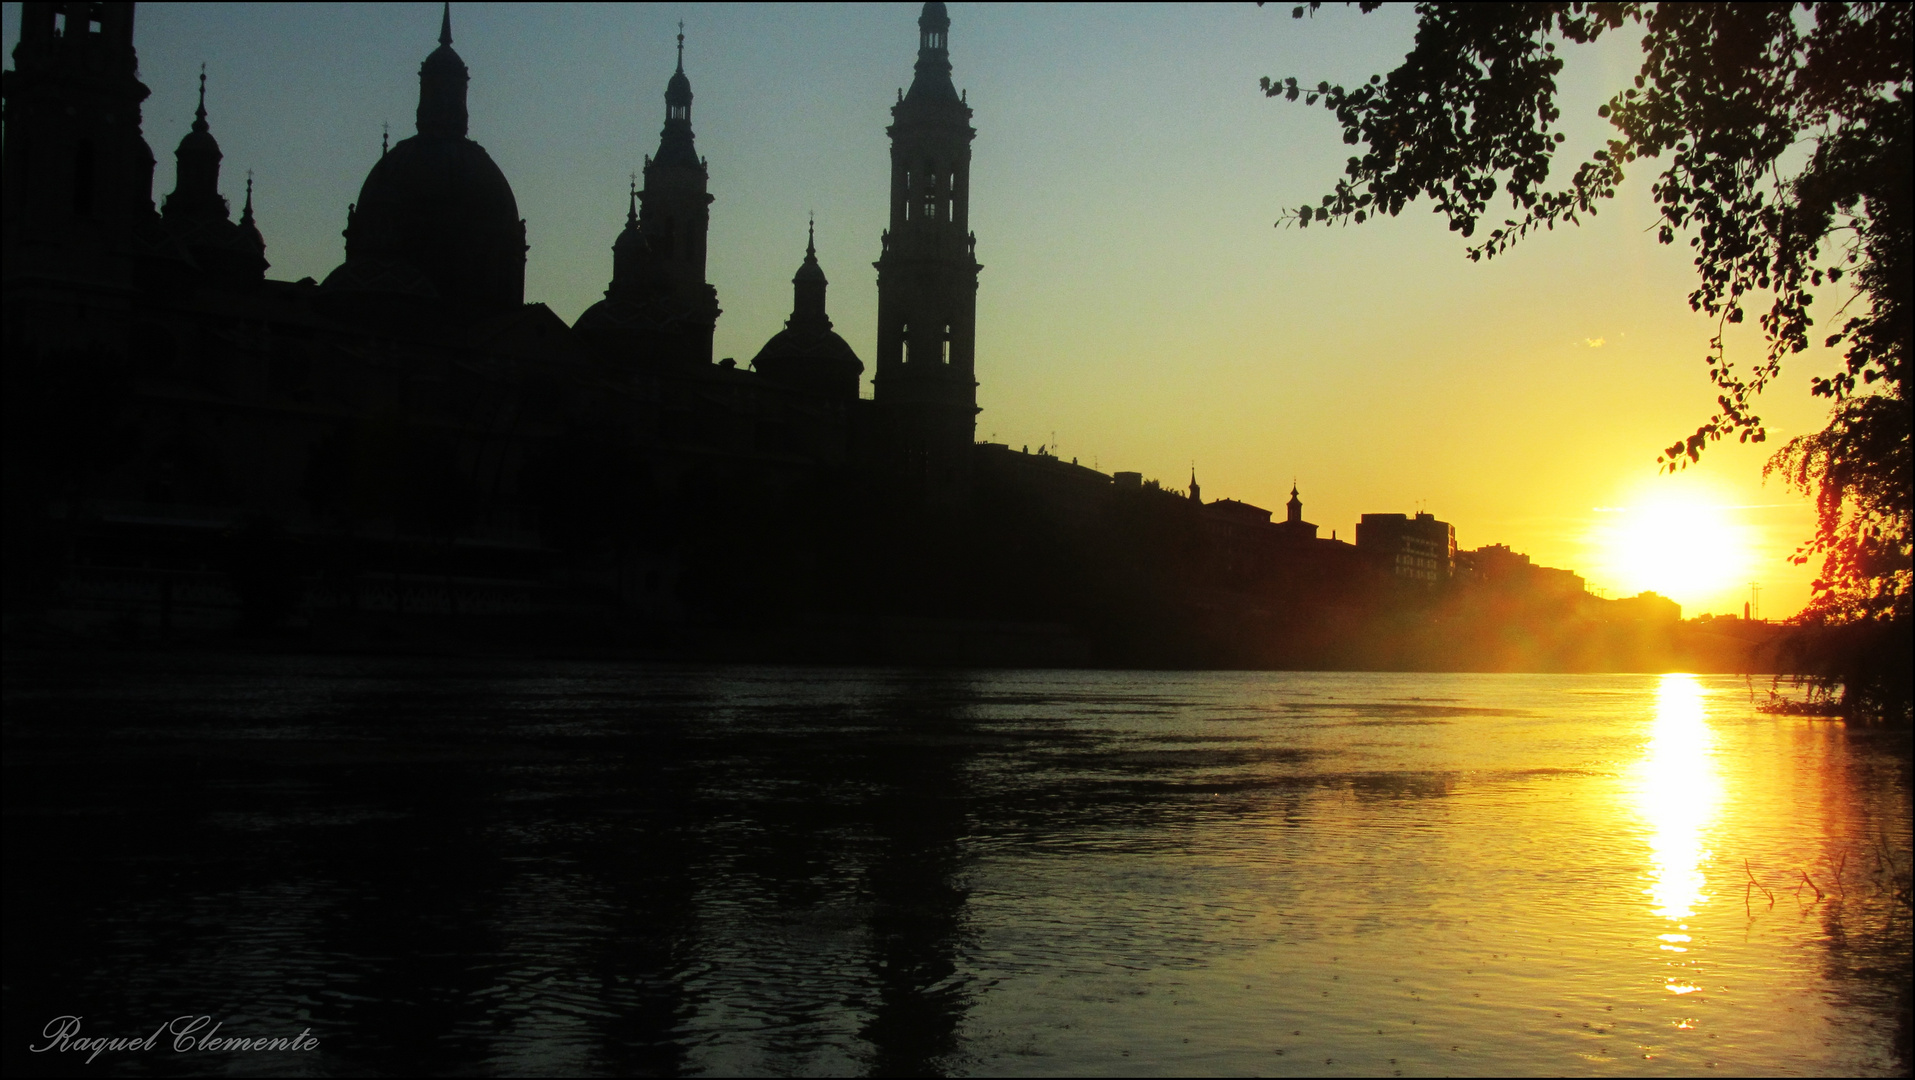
[1585,480,1760,615]
[0,3,1828,618]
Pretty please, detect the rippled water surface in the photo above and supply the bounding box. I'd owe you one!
[3,655,1909,1076]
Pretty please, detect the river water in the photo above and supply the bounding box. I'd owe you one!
[3,654,1909,1077]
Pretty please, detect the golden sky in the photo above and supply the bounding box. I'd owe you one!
[4,2,1845,617]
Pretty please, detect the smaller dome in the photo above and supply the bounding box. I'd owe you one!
[421,42,465,80]
[613,222,647,255]
[793,219,827,286]
[612,185,646,256]
[422,2,465,80]
[176,125,219,161]
[754,222,858,397]
[751,325,863,400]
[163,69,227,223]
[666,23,694,109]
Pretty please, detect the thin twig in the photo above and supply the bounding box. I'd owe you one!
[1800,870,1825,902]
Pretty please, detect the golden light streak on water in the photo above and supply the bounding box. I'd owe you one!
[1634,673,1724,999]
[1636,674,1720,922]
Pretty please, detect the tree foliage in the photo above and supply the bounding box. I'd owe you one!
[1266,2,1911,693]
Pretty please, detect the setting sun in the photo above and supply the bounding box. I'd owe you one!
[1587,481,1758,614]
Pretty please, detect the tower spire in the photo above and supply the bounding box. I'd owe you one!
[628,31,717,363]
[790,218,830,330]
[241,171,255,226]
[657,24,698,150]
[164,65,227,223]
[906,2,958,103]
[194,63,208,133]
[417,2,470,139]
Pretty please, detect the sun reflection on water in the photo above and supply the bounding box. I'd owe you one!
[1635,674,1722,924]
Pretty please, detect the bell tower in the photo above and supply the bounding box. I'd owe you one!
[873,1,980,498]
[1,2,156,251]
[637,23,719,364]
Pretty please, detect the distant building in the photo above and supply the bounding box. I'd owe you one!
[1610,591,1681,622]
[1204,498,1270,527]
[1357,512,1455,582]
[1272,484,1317,544]
[1187,485,1354,592]
[1459,543,1585,598]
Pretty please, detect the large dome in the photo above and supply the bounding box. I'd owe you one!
[339,134,525,309]
[323,9,526,311]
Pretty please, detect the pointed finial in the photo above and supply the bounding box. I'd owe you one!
[677,20,686,72]
[381,120,390,156]
[626,173,639,226]
[193,63,209,132]
[241,170,256,224]
[807,213,816,258]
[440,2,453,46]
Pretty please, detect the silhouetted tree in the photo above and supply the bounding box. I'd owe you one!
[1268,2,1909,715]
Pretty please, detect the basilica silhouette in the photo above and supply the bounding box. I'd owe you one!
[7,3,1691,669]
[1,3,1007,636]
